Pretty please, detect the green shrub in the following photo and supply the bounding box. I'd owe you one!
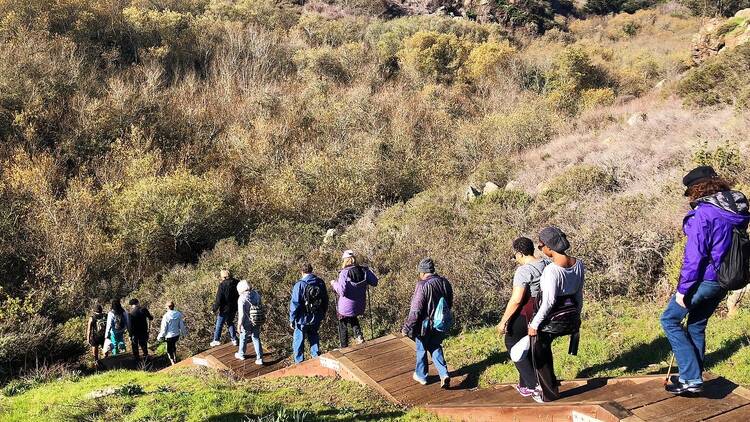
[677,43,750,108]
[536,165,618,208]
[679,0,750,17]
[545,47,613,115]
[691,141,744,179]
[398,31,473,84]
[463,40,517,82]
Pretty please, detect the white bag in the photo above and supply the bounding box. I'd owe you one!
[510,335,530,362]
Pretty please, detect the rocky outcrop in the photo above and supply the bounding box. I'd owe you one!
[692,8,750,65]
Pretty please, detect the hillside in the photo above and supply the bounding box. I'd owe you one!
[1,0,750,415]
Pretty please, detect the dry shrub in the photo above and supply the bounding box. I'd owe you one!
[677,43,750,108]
[397,31,473,84]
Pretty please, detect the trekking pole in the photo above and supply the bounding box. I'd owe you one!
[664,353,675,387]
[367,286,374,340]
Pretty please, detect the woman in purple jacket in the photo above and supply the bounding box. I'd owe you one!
[661,166,750,395]
[331,250,378,347]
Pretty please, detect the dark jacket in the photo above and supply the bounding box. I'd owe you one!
[212,277,240,316]
[128,306,154,338]
[402,274,453,339]
[289,274,329,327]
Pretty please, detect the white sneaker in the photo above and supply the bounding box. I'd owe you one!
[234,353,245,360]
[255,358,263,366]
[356,337,365,345]
[412,372,427,385]
[231,340,238,346]
[210,341,221,347]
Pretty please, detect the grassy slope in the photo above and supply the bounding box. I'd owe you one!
[3,302,749,421]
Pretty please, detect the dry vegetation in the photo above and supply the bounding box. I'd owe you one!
[0,0,749,380]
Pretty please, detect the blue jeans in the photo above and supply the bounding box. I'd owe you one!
[213,313,237,343]
[292,324,320,363]
[292,324,321,364]
[415,331,449,381]
[238,325,262,359]
[660,280,727,385]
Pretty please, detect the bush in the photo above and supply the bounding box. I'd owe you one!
[677,43,750,108]
[397,31,473,84]
[463,41,517,82]
[679,0,750,17]
[544,47,613,115]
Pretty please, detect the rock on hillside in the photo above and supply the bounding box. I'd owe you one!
[692,8,750,64]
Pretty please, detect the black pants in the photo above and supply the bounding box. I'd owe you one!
[131,334,149,359]
[531,332,560,401]
[338,316,363,348]
[504,314,537,389]
[166,336,180,360]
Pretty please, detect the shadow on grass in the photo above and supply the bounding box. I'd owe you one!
[450,350,509,389]
[575,336,672,379]
[705,336,748,370]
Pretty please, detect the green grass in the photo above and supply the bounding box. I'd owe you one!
[3,301,750,420]
[0,369,407,421]
[444,300,750,387]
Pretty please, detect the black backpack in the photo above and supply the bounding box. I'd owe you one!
[303,282,324,314]
[537,294,581,336]
[112,312,125,333]
[715,226,750,290]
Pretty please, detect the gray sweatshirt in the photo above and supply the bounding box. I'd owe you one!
[530,259,584,330]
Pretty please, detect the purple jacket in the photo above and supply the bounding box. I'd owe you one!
[679,191,750,294]
[333,266,378,317]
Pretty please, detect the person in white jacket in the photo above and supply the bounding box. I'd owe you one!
[157,301,188,365]
[236,280,264,365]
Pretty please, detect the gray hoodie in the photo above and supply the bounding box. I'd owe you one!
[157,310,187,340]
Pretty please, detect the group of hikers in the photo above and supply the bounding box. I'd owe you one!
[84,165,750,403]
[85,298,188,366]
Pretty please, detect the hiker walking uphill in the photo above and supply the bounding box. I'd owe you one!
[661,166,750,395]
[157,301,188,365]
[236,280,265,365]
[128,298,154,361]
[104,299,129,357]
[290,263,328,364]
[530,227,584,403]
[498,237,549,399]
[332,250,378,348]
[401,258,454,389]
[86,305,107,366]
[211,269,239,347]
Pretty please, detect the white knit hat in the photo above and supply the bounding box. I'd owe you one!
[237,280,250,294]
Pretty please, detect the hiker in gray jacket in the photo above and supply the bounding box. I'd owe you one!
[236,280,264,365]
[157,301,188,365]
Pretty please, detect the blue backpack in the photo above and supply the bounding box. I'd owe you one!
[431,296,453,332]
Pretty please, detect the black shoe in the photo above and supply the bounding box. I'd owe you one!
[440,377,450,389]
[666,381,703,395]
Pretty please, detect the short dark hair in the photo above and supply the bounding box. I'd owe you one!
[128,298,139,306]
[167,301,175,310]
[95,304,103,313]
[512,237,535,256]
[300,262,313,274]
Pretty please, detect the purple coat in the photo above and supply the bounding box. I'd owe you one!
[333,266,378,317]
[679,191,750,294]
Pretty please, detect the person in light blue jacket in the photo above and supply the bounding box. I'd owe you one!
[157,301,187,365]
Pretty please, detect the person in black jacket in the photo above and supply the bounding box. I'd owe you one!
[401,258,454,389]
[128,298,154,361]
[210,269,239,347]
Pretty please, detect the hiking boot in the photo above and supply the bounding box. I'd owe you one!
[666,381,703,395]
[231,340,238,346]
[412,372,427,385]
[234,352,245,361]
[210,341,221,347]
[255,358,264,366]
[440,377,450,389]
[514,385,535,397]
[355,336,365,345]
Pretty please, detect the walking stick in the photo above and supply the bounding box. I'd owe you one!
[367,286,374,340]
[664,353,675,387]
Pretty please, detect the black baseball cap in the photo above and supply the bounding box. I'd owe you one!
[539,227,570,254]
[682,166,718,196]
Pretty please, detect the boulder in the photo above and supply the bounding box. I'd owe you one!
[504,180,521,191]
[691,9,750,65]
[465,186,481,202]
[627,113,647,126]
[483,181,500,195]
[323,228,336,244]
